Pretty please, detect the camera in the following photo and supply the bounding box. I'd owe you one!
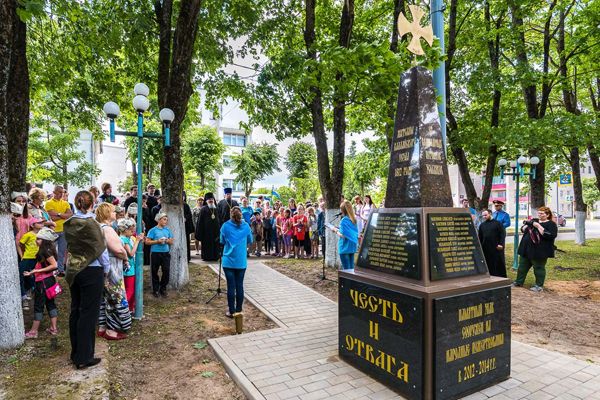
[522,218,539,227]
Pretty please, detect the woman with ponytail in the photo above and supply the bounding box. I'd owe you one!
[219,206,253,318]
[331,200,359,270]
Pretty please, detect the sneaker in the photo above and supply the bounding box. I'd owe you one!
[160,291,168,298]
[530,285,543,292]
[152,292,160,298]
[25,330,38,339]
[22,299,30,311]
[510,282,522,288]
[57,271,66,278]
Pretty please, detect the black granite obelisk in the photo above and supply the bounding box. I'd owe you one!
[385,66,452,208]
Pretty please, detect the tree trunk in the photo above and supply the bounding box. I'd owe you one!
[0,0,24,350]
[480,3,503,209]
[445,0,478,207]
[163,203,188,288]
[558,12,586,244]
[156,0,202,289]
[589,143,600,193]
[304,0,337,268]
[324,208,341,268]
[570,148,586,245]
[588,80,600,193]
[131,159,138,184]
[305,0,354,269]
[508,0,549,209]
[63,164,69,191]
[7,4,28,193]
[385,0,405,148]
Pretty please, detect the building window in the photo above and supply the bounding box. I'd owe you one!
[491,176,505,185]
[223,132,246,147]
[589,166,592,174]
[223,155,232,168]
[222,179,244,192]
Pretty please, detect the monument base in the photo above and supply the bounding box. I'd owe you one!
[339,270,511,400]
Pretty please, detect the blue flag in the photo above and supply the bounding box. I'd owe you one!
[271,189,281,199]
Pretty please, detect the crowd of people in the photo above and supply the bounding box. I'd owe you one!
[467,198,558,292]
[9,182,176,368]
[9,179,558,369]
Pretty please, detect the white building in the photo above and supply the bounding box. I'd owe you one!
[200,97,253,200]
[39,131,130,202]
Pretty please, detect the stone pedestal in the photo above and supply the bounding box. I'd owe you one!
[338,208,511,400]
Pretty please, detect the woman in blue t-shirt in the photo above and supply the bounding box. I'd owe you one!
[332,200,359,270]
[220,207,254,317]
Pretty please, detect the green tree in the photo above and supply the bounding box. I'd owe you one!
[583,178,600,215]
[232,143,281,198]
[0,0,27,350]
[182,125,225,190]
[284,142,316,181]
[27,121,99,190]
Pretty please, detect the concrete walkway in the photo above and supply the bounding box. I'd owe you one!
[208,261,600,400]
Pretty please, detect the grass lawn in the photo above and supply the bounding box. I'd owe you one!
[504,238,600,285]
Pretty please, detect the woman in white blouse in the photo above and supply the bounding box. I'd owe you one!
[360,195,375,234]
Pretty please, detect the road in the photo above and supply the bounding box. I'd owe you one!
[556,219,600,241]
[506,219,600,242]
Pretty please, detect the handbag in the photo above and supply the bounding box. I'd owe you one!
[43,276,62,300]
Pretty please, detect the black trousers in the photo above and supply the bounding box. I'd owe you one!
[303,235,311,254]
[69,266,104,365]
[186,234,191,262]
[151,252,171,293]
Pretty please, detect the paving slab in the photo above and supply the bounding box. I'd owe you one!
[208,261,600,399]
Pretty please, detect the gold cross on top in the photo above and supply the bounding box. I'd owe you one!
[397,5,434,56]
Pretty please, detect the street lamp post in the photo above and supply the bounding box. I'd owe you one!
[103,83,173,319]
[497,156,540,271]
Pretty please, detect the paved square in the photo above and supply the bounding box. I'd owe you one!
[209,261,600,399]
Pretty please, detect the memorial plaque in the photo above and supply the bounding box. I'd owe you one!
[339,276,424,399]
[357,211,421,279]
[428,213,486,280]
[434,287,511,400]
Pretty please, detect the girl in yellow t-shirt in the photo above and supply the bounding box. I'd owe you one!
[18,217,44,310]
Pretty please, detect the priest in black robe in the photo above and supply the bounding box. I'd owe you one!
[217,188,239,226]
[478,209,507,278]
[195,192,221,261]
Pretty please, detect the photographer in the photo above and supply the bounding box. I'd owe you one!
[513,206,558,292]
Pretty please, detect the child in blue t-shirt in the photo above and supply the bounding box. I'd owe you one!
[145,212,174,297]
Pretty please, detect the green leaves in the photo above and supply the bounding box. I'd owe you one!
[232,142,281,196]
[285,142,316,181]
[182,125,226,191]
[27,122,100,188]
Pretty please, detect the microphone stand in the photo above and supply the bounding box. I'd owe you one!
[314,213,340,286]
[206,241,226,304]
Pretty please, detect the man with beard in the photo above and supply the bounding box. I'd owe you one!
[217,188,239,226]
[195,193,221,261]
[478,209,507,278]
